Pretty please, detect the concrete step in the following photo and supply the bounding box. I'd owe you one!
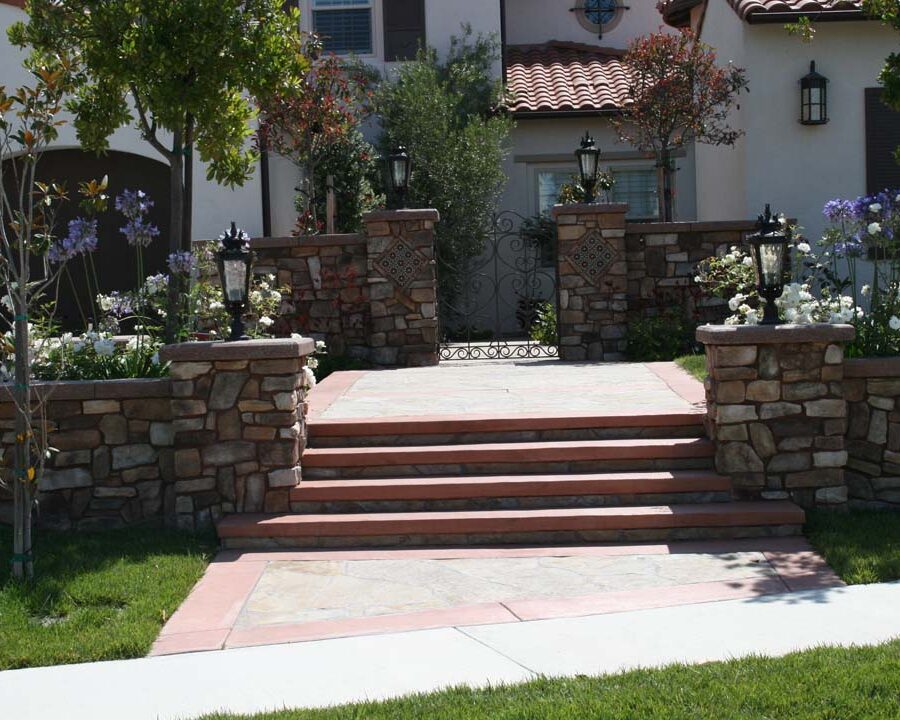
[217,501,806,549]
[308,412,706,448]
[302,438,716,479]
[288,471,732,513]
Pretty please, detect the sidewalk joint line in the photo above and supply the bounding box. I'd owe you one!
[454,625,538,676]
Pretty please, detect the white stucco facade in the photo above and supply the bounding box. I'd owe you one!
[693,4,897,241]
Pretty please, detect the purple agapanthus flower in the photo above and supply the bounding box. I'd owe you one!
[103,291,134,318]
[48,217,99,263]
[823,199,855,223]
[116,189,160,248]
[833,239,866,258]
[167,251,197,276]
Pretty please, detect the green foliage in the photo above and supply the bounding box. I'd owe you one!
[556,172,615,205]
[376,26,513,294]
[626,309,697,362]
[0,525,214,669]
[30,333,167,381]
[676,354,708,382]
[529,301,557,346]
[314,354,370,383]
[806,509,900,585]
[196,640,900,719]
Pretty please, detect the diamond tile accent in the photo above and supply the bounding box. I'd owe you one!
[374,239,428,289]
[567,229,618,284]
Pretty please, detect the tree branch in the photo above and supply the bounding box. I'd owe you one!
[131,85,174,161]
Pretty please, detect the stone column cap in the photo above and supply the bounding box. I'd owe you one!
[160,337,315,363]
[696,323,856,345]
[551,203,629,219]
[363,209,440,223]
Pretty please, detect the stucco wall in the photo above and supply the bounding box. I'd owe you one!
[0,4,266,240]
[697,12,896,242]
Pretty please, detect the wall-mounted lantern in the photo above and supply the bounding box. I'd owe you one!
[748,205,789,326]
[388,146,411,209]
[800,61,828,125]
[217,221,253,341]
[575,132,602,203]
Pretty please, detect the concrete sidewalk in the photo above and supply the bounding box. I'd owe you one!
[2,582,899,720]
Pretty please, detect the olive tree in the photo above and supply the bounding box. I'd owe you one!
[10,1,310,340]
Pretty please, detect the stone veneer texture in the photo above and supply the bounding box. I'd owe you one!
[252,209,440,367]
[698,324,856,508]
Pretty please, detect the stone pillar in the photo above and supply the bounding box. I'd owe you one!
[362,209,440,367]
[158,337,314,530]
[697,324,855,508]
[552,203,629,361]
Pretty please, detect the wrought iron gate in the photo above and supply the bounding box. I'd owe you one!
[437,211,559,361]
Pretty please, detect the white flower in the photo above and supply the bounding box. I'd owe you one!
[315,340,327,352]
[891,316,900,331]
[73,340,86,353]
[97,295,113,312]
[742,256,754,267]
[0,295,13,313]
[778,214,787,226]
[694,275,702,283]
[728,293,745,312]
[307,356,319,370]
[151,352,160,365]
[796,242,811,254]
[862,284,871,296]
[744,309,760,326]
[258,316,274,328]
[209,301,225,312]
[868,222,882,235]
[302,366,317,390]
[126,336,139,351]
[870,203,882,213]
[93,339,116,357]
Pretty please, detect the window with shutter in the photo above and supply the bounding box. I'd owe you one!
[383,0,425,61]
[866,87,900,194]
[313,0,373,55]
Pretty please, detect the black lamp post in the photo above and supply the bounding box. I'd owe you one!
[216,221,253,341]
[748,205,789,326]
[388,146,411,209]
[575,131,602,203]
[800,61,828,125]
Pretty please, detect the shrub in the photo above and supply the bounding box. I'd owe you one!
[529,301,558,346]
[626,309,697,362]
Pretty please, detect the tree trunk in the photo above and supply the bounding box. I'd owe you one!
[183,114,194,253]
[657,149,675,222]
[12,289,33,581]
[165,128,185,343]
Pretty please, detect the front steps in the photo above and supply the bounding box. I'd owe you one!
[218,411,806,549]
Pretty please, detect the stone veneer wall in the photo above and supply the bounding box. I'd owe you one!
[0,378,174,530]
[698,324,856,509]
[844,357,900,509]
[0,337,315,531]
[624,220,754,326]
[252,209,440,367]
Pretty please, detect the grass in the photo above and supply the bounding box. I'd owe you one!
[196,640,900,720]
[805,509,900,584]
[675,353,707,382]
[0,524,215,670]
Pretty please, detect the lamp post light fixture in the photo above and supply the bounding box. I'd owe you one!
[388,145,411,209]
[216,221,254,342]
[575,131,602,203]
[800,61,828,125]
[748,204,789,326]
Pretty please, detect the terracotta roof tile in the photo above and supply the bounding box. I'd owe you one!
[505,42,632,115]
[726,0,863,21]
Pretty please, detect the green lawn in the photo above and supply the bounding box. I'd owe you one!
[0,525,215,670]
[197,640,900,720]
[805,509,900,584]
[675,354,707,382]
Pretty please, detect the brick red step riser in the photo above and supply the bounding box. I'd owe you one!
[220,524,803,550]
[309,425,705,448]
[304,457,715,480]
[289,491,733,514]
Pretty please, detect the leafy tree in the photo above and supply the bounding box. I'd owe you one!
[866,0,900,114]
[10,1,310,340]
[614,30,748,222]
[259,48,379,234]
[376,27,513,299]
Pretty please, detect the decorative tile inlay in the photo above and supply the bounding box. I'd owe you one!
[568,229,618,284]
[374,239,428,289]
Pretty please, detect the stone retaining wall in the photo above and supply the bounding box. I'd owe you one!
[0,378,174,530]
[252,209,440,367]
[844,357,900,509]
[698,324,855,509]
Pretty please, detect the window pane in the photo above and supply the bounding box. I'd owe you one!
[611,168,658,219]
[314,0,370,7]
[537,171,574,215]
[314,8,372,54]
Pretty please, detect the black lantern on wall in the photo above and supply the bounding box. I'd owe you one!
[575,131,602,203]
[800,61,828,125]
[216,221,253,341]
[748,205,789,326]
[388,146,411,208]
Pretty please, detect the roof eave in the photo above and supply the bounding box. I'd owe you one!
[745,10,868,23]
[512,108,625,119]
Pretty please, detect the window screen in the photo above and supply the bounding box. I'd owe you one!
[384,0,425,61]
[866,87,900,194]
[610,168,658,220]
[313,0,373,55]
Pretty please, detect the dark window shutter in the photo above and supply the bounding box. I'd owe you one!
[866,87,900,193]
[383,0,425,61]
